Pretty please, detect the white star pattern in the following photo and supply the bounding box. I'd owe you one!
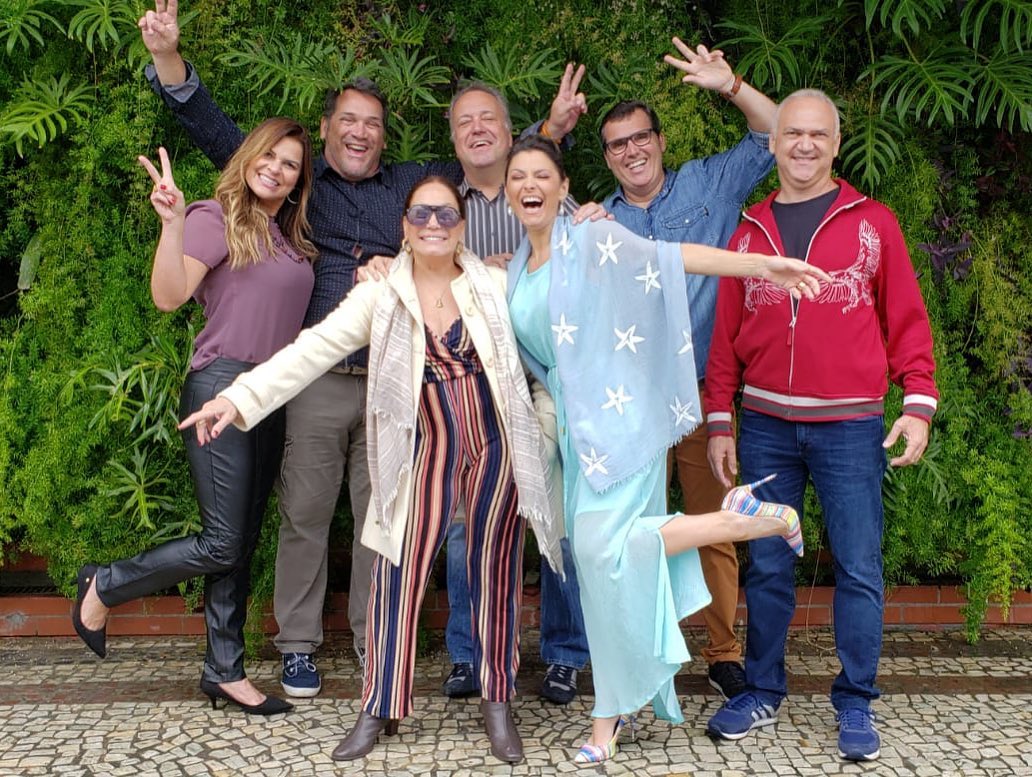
[669,396,697,426]
[580,447,610,476]
[601,385,634,415]
[634,261,662,294]
[677,329,693,355]
[596,233,623,266]
[551,313,578,347]
[614,325,645,353]
[556,229,573,256]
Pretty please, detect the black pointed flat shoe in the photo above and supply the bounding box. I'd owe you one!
[199,678,293,716]
[71,564,107,658]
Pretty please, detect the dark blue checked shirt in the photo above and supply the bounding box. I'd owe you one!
[147,64,461,369]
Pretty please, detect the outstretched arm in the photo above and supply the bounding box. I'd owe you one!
[679,243,831,299]
[139,0,244,168]
[663,37,777,134]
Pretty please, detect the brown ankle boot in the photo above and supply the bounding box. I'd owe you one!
[330,711,399,761]
[480,700,524,763]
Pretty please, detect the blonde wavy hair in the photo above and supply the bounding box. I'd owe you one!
[214,117,317,269]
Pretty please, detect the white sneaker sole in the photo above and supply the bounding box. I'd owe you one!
[839,747,880,761]
[706,716,777,740]
[281,683,321,698]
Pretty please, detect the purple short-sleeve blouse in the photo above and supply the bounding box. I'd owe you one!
[183,200,314,371]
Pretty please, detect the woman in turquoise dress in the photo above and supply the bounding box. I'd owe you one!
[503,136,821,765]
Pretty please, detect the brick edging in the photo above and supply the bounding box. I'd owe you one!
[2,586,1030,638]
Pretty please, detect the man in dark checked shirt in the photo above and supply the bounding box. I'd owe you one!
[138,0,589,701]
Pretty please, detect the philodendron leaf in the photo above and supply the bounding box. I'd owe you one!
[17,232,42,290]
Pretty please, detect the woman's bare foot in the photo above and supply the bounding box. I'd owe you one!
[219,678,267,707]
[80,575,110,632]
[589,715,620,747]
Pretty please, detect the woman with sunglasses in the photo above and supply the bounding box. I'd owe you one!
[503,135,825,765]
[71,118,317,715]
[180,175,561,763]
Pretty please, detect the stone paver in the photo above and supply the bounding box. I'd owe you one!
[1,628,1030,775]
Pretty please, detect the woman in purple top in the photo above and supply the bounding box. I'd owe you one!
[71,117,317,716]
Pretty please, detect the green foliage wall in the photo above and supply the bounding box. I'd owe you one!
[1,0,1030,640]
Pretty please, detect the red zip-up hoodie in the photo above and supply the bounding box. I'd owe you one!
[704,180,938,436]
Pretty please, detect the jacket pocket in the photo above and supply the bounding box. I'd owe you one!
[661,204,708,231]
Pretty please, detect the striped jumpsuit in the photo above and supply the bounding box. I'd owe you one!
[361,319,525,719]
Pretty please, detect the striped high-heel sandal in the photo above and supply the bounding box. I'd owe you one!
[573,715,636,766]
[721,474,804,557]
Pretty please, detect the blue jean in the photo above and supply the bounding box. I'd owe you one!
[445,522,589,668]
[738,410,886,712]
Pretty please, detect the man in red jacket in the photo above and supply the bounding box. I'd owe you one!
[702,89,938,762]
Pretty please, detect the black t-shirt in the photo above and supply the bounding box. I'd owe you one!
[771,187,840,259]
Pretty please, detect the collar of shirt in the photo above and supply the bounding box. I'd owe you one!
[606,168,675,210]
[314,155,387,186]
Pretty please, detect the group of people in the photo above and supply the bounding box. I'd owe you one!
[70,0,938,768]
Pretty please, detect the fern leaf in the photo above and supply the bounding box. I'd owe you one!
[864,44,976,125]
[218,32,351,113]
[369,7,431,47]
[66,0,136,53]
[586,55,652,109]
[0,74,94,155]
[462,43,563,102]
[385,116,436,164]
[839,109,904,191]
[961,0,1032,52]
[974,49,1032,131]
[716,16,829,92]
[374,47,451,111]
[0,0,64,55]
[864,0,948,36]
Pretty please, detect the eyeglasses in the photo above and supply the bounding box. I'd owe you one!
[405,204,462,228]
[602,128,656,155]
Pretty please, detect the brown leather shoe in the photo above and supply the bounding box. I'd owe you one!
[330,711,399,761]
[480,700,524,763]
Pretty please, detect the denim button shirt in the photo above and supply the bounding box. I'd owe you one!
[603,130,774,377]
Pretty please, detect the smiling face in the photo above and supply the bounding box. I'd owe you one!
[402,180,466,263]
[320,89,386,182]
[504,149,569,234]
[450,88,513,174]
[244,136,304,214]
[600,108,667,207]
[771,95,841,200]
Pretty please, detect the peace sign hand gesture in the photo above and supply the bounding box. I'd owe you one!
[663,37,735,93]
[138,0,180,57]
[138,147,185,225]
[545,63,588,141]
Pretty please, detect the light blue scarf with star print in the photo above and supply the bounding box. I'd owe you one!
[508,214,701,493]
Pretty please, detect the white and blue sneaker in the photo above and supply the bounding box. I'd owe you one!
[706,692,779,740]
[837,708,881,761]
[281,652,321,698]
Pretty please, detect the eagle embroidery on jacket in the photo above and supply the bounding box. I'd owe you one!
[739,220,881,314]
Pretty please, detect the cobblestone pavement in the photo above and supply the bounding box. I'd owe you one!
[0,627,1029,776]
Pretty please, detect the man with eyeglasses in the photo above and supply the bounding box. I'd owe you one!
[137,0,588,704]
[597,38,777,703]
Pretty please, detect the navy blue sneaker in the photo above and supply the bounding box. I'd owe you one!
[442,662,480,698]
[837,708,880,761]
[281,652,321,698]
[706,692,779,740]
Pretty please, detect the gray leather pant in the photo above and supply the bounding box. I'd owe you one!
[94,358,285,682]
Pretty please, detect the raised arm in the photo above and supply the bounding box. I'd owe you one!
[679,243,831,300]
[663,37,777,134]
[138,147,209,311]
[138,0,245,168]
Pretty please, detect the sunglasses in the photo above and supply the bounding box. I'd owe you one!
[602,128,656,155]
[405,204,462,228]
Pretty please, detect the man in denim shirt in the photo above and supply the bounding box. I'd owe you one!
[598,38,776,701]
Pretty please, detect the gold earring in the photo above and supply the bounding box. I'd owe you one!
[402,238,412,254]
[455,241,464,259]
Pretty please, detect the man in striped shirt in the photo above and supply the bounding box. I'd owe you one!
[441,78,590,707]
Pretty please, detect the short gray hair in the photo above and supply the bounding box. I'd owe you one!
[772,89,841,137]
[448,81,513,140]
